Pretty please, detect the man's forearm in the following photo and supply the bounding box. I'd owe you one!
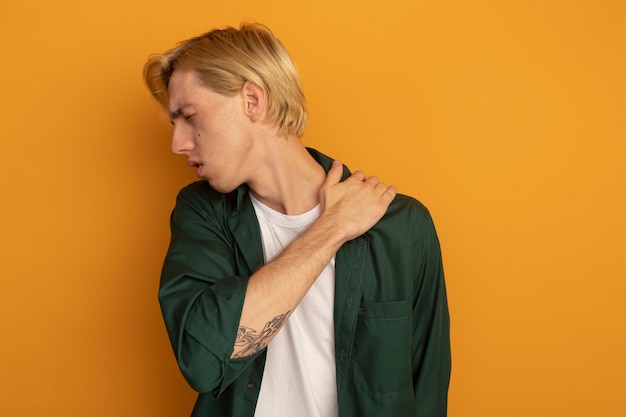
[231,215,346,358]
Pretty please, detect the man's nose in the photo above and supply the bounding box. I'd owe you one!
[171,126,194,155]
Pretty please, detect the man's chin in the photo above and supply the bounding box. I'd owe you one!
[204,178,240,194]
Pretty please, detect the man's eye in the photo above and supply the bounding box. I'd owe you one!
[183,114,195,121]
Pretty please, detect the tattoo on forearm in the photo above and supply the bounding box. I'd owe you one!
[233,311,291,358]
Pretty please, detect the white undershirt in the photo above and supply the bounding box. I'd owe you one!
[250,193,338,417]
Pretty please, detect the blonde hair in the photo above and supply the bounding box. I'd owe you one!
[143,23,307,137]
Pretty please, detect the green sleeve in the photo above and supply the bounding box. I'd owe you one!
[411,209,451,416]
[159,186,261,396]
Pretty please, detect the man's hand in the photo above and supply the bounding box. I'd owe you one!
[318,160,397,242]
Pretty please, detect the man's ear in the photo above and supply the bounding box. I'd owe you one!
[241,81,266,122]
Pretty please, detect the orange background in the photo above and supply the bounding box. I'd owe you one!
[1,1,625,416]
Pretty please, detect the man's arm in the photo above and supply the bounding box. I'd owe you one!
[159,160,395,394]
[232,160,396,357]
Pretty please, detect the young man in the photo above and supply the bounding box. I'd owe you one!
[144,23,450,417]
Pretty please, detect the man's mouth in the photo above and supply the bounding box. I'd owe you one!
[187,160,204,177]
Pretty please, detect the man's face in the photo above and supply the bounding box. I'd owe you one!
[167,69,255,193]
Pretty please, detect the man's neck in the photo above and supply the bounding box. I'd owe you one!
[247,138,326,215]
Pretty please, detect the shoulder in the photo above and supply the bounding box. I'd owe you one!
[177,181,225,205]
[368,192,438,243]
[173,181,245,223]
[387,193,433,225]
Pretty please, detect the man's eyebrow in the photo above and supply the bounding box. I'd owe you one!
[168,104,192,121]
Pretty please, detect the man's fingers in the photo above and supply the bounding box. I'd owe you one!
[350,170,366,182]
[324,160,344,186]
[374,181,388,192]
[325,163,396,206]
[373,180,397,204]
[353,172,396,202]
[382,184,397,204]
